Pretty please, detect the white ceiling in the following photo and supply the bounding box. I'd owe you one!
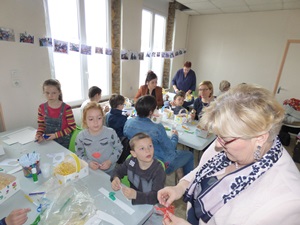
[175,0,300,15]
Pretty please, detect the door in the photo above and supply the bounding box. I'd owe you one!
[274,40,300,105]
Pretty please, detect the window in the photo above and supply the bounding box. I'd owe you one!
[139,9,166,87]
[46,0,111,105]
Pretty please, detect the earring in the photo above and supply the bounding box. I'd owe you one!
[254,145,262,161]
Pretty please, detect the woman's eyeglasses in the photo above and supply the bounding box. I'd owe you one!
[217,136,238,149]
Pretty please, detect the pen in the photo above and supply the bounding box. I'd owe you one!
[29,191,45,196]
[24,194,39,207]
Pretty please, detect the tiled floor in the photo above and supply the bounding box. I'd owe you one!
[165,136,300,220]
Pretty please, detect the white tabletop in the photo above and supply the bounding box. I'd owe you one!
[0,127,153,225]
[161,119,216,151]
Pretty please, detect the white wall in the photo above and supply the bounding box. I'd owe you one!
[0,0,51,130]
[186,9,300,94]
[170,10,190,90]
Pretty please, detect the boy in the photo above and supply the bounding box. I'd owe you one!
[106,94,127,139]
[80,86,109,113]
[111,132,166,205]
[106,94,130,163]
[171,90,187,115]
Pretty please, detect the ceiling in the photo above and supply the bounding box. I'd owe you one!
[175,0,300,15]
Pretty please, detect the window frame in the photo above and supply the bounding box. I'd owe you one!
[44,0,112,107]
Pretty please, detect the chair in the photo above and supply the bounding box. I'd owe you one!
[121,155,165,187]
[68,125,82,153]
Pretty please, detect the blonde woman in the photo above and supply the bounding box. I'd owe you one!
[158,84,300,225]
[193,81,214,120]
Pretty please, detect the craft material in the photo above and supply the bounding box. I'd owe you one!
[19,152,41,178]
[58,197,72,213]
[99,187,135,215]
[32,167,38,183]
[29,192,45,196]
[0,173,20,204]
[24,194,39,207]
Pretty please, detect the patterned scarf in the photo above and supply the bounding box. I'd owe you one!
[184,136,283,223]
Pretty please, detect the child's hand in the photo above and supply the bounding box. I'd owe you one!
[35,135,43,143]
[5,208,31,225]
[111,177,121,191]
[99,160,112,170]
[172,130,178,136]
[104,106,110,113]
[89,161,100,170]
[121,186,137,200]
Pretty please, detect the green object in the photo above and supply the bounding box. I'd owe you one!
[184,130,194,134]
[32,167,38,183]
[59,197,72,213]
[164,127,171,131]
[68,126,82,153]
[109,192,116,201]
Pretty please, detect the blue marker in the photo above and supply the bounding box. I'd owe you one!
[43,134,50,139]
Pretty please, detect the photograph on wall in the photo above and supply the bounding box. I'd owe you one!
[156,52,161,57]
[121,49,129,60]
[146,51,151,57]
[81,44,92,55]
[178,49,183,55]
[39,38,52,47]
[105,48,113,55]
[138,52,144,60]
[0,27,15,42]
[175,51,179,57]
[151,52,156,57]
[170,51,174,58]
[54,39,68,54]
[20,32,34,44]
[161,52,166,58]
[95,47,103,54]
[130,52,138,60]
[70,43,80,52]
[183,49,187,54]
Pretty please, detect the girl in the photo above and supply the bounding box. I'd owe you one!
[193,81,215,120]
[75,101,123,175]
[35,79,76,148]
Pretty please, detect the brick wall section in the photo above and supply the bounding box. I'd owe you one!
[111,0,121,94]
[162,2,186,89]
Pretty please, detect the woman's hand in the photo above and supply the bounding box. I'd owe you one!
[111,177,121,191]
[99,160,112,170]
[5,208,31,225]
[89,161,100,170]
[163,212,191,225]
[122,186,137,200]
[158,186,182,207]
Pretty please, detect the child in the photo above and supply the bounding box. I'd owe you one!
[80,86,109,113]
[35,79,76,149]
[106,94,130,164]
[106,94,127,139]
[75,101,123,175]
[171,91,187,115]
[111,132,166,205]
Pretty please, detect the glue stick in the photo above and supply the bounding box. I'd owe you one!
[32,167,38,183]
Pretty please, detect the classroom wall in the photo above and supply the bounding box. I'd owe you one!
[0,0,50,131]
[186,9,300,94]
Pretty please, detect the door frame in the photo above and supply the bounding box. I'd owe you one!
[273,39,300,95]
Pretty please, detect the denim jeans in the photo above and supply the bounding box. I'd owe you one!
[165,150,194,175]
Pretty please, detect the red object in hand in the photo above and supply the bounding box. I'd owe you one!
[154,205,175,218]
[92,152,101,158]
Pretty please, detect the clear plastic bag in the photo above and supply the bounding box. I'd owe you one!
[38,180,97,225]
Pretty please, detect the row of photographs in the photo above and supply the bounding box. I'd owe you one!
[0,27,186,59]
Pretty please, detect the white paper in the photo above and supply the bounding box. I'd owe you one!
[1,128,36,145]
[0,145,5,155]
[98,187,135,215]
[0,158,19,167]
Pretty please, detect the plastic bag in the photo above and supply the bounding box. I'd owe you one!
[37,179,97,225]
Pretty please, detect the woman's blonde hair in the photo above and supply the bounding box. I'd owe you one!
[199,83,285,142]
[199,81,214,97]
[82,101,104,129]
